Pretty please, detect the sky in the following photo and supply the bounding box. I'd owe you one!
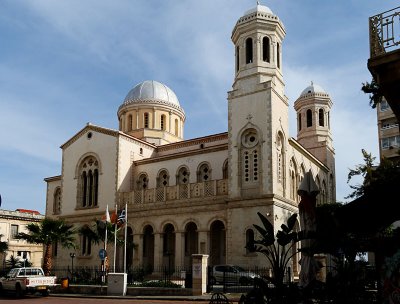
[0,0,397,214]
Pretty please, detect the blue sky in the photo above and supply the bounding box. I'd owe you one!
[0,1,397,214]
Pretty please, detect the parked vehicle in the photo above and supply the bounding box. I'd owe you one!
[0,267,57,297]
[210,265,259,285]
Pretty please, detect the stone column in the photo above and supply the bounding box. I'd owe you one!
[191,254,208,295]
[175,231,184,267]
[153,232,162,269]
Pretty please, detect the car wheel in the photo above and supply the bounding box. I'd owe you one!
[239,276,249,286]
[15,283,23,298]
[41,289,49,297]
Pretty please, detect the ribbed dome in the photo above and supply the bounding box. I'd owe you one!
[243,4,273,16]
[300,82,327,97]
[122,80,183,111]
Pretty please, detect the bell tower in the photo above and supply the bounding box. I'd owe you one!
[227,4,288,199]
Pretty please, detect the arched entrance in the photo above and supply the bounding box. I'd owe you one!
[184,222,198,268]
[210,220,226,266]
[142,225,154,271]
[163,224,175,270]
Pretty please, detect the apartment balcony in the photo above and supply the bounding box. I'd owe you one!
[368,6,400,121]
[118,179,228,205]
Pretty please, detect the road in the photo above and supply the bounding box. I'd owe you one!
[0,295,227,303]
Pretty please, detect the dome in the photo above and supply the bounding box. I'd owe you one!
[122,80,183,111]
[243,4,273,16]
[300,82,327,97]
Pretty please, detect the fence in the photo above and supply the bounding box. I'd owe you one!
[51,265,191,288]
[369,6,400,57]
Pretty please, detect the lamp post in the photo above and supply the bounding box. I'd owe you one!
[69,253,76,282]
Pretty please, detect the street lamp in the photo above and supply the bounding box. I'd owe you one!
[69,253,76,282]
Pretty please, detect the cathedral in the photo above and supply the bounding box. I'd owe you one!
[45,4,335,277]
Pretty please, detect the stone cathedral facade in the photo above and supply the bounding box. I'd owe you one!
[45,4,335,277]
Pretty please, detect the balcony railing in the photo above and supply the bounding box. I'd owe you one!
[370,6,400,57]
[118,179,228,205]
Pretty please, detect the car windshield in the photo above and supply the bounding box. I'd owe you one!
[232,265,246,272]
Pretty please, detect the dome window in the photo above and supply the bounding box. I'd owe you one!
[144,112,149,128]
[298,113,302,131]
[277,42,281,69]
[161,114,166,130]
[246,38,253,64]
[236,46,240,72]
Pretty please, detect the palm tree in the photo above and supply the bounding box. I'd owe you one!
[16,218,76,275]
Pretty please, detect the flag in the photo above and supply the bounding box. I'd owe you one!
[105,205,110,222]
[117,208,126,225]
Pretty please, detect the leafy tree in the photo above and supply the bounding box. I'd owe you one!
[361,79,382,108]
[16,218,76,275]
[246,212,298,289]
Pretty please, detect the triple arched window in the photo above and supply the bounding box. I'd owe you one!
[306,109,313,127]
[77,156,99,208]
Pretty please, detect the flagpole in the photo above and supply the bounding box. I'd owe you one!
[113,204,117,272]
[123,203,127,274]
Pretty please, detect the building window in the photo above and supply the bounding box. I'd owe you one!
[262,36,270,62]
[77,156,99,208]
[53,187,61,215]
[160,114,166,130]
[197,163,211,182]
[52,242,58,257]
[276,133,284,184]
[157,170,169,187]
[222,159,228,179]
[81,235,92,256]
[319,109,324,126]
[11,224,19,239]
[246,229,255,254]
[128,114,133,131]
[306,109,312,127]
[175,119,179,136]
[298,113,302,131]
[163,224,175,257]
[144,112,149,128]
[382,135,400,149]
[246,38,253,64]
[236,46,240,72]
[380,99,390,112]
[177,167,190,184]
[277,42,281,69]
[241,129,260,184]
[137,173,149,190]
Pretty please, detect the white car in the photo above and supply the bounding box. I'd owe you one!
[210,265,259,285]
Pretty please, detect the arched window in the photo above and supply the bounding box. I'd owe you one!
[306,109,312,127]
[241,129,260,185]
[174,119,179,136]
[277,42,281,68]
[77,156,99,208]
[197,163,211,182]
[53,187,61,215]
[160,114,166,130]
[298,113,302,131]
[319,109,324,126]
[157,169,169,187]
[222,159,228,179]
[137,173,149,190]
[262,36,270,62]
[276,133,284,184]
[246,38,253,64]
[177,167,190,184]
[144,112,149,128]
[289,159,298,202]
[128,114,133,131]
[236,46,240,72]
[245,229,255,254]
[81,233,92,256]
